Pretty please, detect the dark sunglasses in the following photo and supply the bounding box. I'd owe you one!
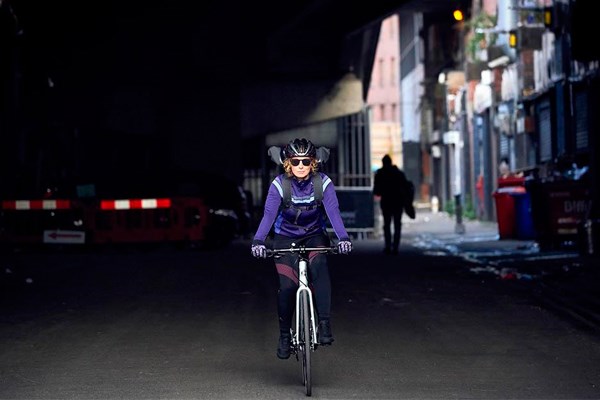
[290,158,312,167]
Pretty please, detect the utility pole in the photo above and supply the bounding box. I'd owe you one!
[440,71,466,234]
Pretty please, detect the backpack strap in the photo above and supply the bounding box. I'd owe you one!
[280,174,323,209]
[281,176,293,208]
[312,173,323,206]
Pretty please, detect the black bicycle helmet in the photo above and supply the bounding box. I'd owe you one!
[283,138,316,159]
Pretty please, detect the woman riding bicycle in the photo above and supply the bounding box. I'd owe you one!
[251,138,352,360]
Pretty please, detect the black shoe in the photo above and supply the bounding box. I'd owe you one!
[277,333,291,359]
[318,320,334,345]
[383,247,391,255]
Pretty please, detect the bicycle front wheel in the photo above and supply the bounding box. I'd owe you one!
[299,291,312,396]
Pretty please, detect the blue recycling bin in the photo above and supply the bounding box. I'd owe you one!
[512,191,536,240]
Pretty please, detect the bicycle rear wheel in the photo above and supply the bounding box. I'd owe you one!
[299,291,312,396]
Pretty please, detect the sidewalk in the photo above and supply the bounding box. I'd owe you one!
[384,209,540,257]
[393,209,600,331]
[396,209,585,278]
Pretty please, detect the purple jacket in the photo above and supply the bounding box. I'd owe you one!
[253,172,349,243]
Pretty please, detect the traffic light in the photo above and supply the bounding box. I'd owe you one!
[508,28,543,50]
[543,3,566,33]
[453,8,464,22]
[508,30,518,48]
[543,6,552,27]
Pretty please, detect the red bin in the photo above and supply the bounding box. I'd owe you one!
[493,186,525,239]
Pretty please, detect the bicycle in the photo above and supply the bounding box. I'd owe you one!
[267,243,338,397]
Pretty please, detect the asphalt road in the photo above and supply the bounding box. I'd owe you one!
[2,239,600,399]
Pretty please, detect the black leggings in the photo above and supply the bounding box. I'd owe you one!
[272,233,332,334]
[382,208,403,251]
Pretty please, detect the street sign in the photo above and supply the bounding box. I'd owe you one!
[333,188,374,230]
[43,230,86,244]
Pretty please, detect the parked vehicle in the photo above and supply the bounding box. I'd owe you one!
[0,196,208,249]
[0,171,245,249]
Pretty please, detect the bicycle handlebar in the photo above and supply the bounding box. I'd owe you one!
[266,245,338,257]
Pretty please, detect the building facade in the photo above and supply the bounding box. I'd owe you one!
[459,0,599,250]
[367,15,403,173]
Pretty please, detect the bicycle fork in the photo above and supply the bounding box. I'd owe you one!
[294,259,318,350]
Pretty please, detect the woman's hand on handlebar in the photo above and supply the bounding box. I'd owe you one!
[251,243,267,258]
[337,240,352,255]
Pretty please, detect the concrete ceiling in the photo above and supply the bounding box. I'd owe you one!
[7,0,468,132]
[236,0,470,135]
[2,0,470,181]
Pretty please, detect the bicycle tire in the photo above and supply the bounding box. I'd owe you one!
[299,291,312,396]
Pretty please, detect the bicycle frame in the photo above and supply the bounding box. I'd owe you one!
[295,255,318,349]
[268,245,337,342]
[267,244,337,396]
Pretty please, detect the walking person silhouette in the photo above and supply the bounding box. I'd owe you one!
[373,155,413,254]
